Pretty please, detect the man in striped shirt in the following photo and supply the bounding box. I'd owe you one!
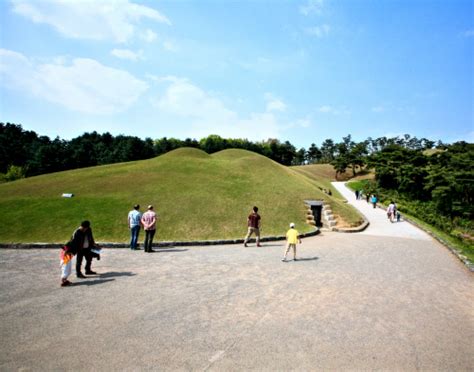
[141,205,157,253]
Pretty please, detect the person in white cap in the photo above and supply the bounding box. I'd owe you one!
[282,222,302,262]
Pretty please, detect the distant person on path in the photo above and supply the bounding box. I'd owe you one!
[387,201,396,222]
[355,190,359,200]
[371,195,378,209]
[282,223,302,262]
[141,205,157,253]
[366,193,370,203]
[128,204,142,250]
[67,220,100,278]
[244,206,261,247]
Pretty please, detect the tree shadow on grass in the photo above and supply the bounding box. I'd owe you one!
[72,278,115,286]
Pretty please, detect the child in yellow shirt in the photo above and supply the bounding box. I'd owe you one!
[282,223,302,262]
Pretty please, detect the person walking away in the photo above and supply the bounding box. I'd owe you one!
[66,220,99,278]
[366,193,370,203]
[141,205,157,253]
[387,201,396,222]
[282,223,302,262]
[371,195,378,209]
[355,190,359,200]
[244,206,261,247]
[128,204,142,250]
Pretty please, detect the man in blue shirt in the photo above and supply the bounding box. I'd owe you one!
[128,204,142,250]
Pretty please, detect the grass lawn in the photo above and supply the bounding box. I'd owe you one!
[402,214,474,263]
[0,148,361,243]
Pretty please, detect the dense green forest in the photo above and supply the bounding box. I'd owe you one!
[346,142,474,256]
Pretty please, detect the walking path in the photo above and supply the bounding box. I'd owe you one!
[332,181,431,240]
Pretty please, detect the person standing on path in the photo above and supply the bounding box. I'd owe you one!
[128,204,142,250]
[387,201,396,222]
[67,220,99,278]
[371,194,378,209]
[244,206,261,247]
[282,223,302,262]
[355,190,359,200]
[141,205,157,253]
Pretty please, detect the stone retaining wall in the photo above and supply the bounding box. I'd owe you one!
[0,228,320,249]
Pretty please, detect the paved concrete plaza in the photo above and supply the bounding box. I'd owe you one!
[1,185,473,370]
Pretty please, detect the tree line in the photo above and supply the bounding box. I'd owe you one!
[0,123,301,179]
[2,122,448,182]
[353,141,473,247]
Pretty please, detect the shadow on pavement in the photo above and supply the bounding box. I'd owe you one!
[150,249,189,253]
[250,244,285,247]
[295,257,319,262]
[72,278,115,286]
[99,271,136,278]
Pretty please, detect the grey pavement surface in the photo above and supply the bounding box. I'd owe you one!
[332,181,432,240]
[1,228,473,371]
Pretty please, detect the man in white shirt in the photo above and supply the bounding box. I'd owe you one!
[387,201,396,223]
[128,204,142,250]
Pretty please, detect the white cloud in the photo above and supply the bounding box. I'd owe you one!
[111,48,144,61]
[294,118,311,128]
[11,0,170,43]
[265,93,287,112]
[0,48,148,114]
[371,106,385,113]
[318,105,334,113]
[146,74,185,84]
[462,29,474,37]
[317,105,350,115]
[141,29,158,42]
[163,40,179,52]
[300,0,324,16]
[305,24,330,38]
[154,79,283,140]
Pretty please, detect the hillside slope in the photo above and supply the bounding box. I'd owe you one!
[0,148,361,243]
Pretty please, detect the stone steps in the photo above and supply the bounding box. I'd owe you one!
[304,202,337,230]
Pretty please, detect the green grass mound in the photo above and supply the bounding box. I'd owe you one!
[0,148,360,243]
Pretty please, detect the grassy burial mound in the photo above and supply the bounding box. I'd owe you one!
[0,148,362,243]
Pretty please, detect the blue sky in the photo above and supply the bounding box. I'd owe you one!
[1,0,473,148]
